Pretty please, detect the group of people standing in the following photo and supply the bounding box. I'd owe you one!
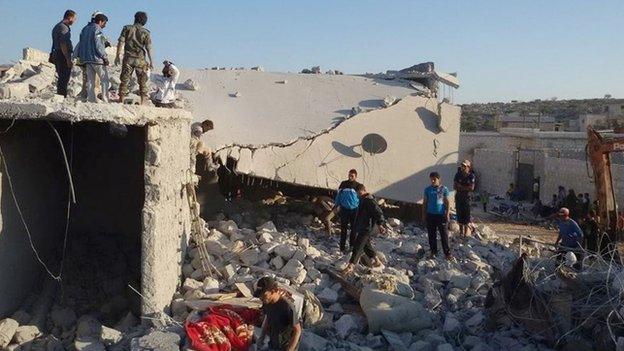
[331,160,477,271]
[50,9,178,106]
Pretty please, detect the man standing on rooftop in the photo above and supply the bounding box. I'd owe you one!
[115,11,153,105]
[51,10,77,97]
[76,13,110,103]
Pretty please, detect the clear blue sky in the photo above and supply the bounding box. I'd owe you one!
[0,0,622,103]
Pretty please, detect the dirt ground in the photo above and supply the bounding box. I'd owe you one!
[471,207,559,243]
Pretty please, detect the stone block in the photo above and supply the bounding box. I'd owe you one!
[274,244,296,260]
[0,83,29,99]
[202,277,220,294]
[22,47,49,63]
[0,318,18,348]
[360,288,433,333]
[12,325,41,345]
[299,331,328,351]
[281,259,307,285]
[317,288,338,304]
[334,314,357,339]
[182,278,203,292]
[100,326,122,346]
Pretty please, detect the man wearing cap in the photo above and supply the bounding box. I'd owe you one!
[454,160,476,238]
[555,207,584,269]
[254,277,302,351]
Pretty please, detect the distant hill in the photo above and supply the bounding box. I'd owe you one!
[459,98,624,132]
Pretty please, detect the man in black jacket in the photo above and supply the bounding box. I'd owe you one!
[342,183,386,274]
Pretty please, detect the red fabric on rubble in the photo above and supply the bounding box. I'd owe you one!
[185,305,262,351]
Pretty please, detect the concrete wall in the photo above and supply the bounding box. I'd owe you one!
[217,96,461,203]
[540,156,624,206]
[470,145,624,207]
[0,121,67,316]
[459,130,590,162]
[472,149,515,196]
[141,120,191,315]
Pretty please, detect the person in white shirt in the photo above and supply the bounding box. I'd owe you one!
[153,60,180,107]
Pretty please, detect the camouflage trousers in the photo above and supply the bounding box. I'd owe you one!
[119,57,149,97]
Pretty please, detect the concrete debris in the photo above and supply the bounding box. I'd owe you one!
[383,95,399,108]
[0,318,18,348]
[334,314,357,339]
[299,330,328,351]
[12,325,41,345]
[132,330,180,351]
[181,79,199,91]
[0,82,29,99]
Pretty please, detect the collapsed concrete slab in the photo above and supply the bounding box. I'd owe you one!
[0,100,192,318]
[212,95,460,203]
[175,66,460,203]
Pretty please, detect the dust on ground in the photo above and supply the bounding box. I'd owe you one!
[472,207,558,242]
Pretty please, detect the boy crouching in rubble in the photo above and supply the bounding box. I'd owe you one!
[254,277,302,351]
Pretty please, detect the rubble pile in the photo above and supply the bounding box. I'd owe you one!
[169,202,558,351]
[0,197,622,350]
[0,55,186,107]
[0,232,144,351]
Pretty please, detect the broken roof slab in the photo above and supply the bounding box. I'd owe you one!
[175,69,421,149]
[215,95,461,203]
[0,99,192,125]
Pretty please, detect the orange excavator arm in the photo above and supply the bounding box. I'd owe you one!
[587,127,624,243]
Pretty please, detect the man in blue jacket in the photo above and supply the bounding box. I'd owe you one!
[335,169,361,253]
[76,13,110,102]
[555,207,584,269]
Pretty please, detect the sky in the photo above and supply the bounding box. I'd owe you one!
[0,0,622,103]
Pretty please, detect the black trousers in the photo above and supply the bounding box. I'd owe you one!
[426,214,450,255]
[349,228,376,264]
[54,51,71,97]
[339,208,357,251]
[455,196,471,225]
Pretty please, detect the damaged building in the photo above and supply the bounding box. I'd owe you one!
[0,100,192,322]
[175,62,460,205]
[11,48,613,351]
